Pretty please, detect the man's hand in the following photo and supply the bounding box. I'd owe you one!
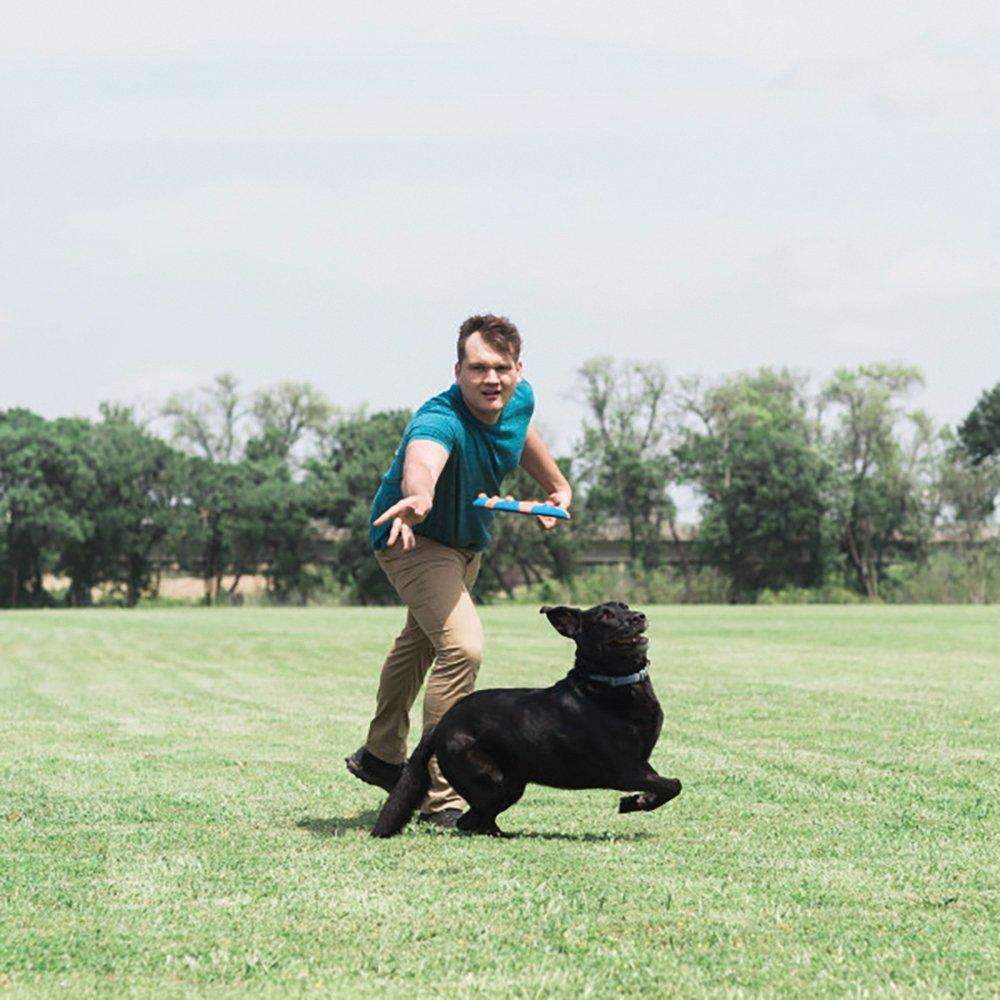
[373,493,433,551]
[375,439,450,551]
[536,488,572,531]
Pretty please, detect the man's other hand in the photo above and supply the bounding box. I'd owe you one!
[373,494,433,550]
[536,489,571,531]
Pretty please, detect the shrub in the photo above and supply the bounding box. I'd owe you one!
[757,584,863,605]
[881,548,1000,604]
[512,563,730,606]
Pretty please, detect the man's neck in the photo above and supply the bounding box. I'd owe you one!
[471,411,500,426]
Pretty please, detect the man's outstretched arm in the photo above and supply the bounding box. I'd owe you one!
[519,425,572,530]
[372,439,450,550]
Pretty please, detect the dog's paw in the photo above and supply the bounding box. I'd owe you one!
[618,794,641,813]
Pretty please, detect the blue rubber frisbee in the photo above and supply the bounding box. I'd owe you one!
[472,495,570,519]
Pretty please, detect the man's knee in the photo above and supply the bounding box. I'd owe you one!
[436,630,483,675]
[450,636,483,672]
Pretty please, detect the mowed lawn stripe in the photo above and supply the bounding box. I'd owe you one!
[0,606,997,997]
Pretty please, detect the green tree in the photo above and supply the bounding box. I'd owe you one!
[170,455,317,606]
[676,369,833,600]
[575,358,677,569]
[234,458,316,604]
[163,374,335,469]
[820,364,937,599]
[305,408,412,604]
[932,431,1000,604]
[64,406,184,607]
[160,375,328,603]
[94,405,181,607]
[161,373,245,463]
[169,457,249,604]
[245,382,334,464]
[0,410,93,607]
[958,382,1000,466]
[472,461,580,601]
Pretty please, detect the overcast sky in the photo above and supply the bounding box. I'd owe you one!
[2,1,998,454]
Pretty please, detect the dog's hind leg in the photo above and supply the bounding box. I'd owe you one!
[455,809,504,836]
[455,775,526,836]
[616,765,682,814]
[439,743,525,836]
[455,780,525,836]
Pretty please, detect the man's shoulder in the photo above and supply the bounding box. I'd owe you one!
[412,384,463,424]
[403,385,464,448]
[420,383,462,410]
[506,379,534,422]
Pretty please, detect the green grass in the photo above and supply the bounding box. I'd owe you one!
[1,606,998,997]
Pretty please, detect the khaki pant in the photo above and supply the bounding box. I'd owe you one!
[365,535,483,813]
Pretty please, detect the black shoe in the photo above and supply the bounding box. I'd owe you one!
[345,746,403,792]
[416,808,463,830]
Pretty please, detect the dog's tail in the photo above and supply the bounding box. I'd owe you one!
[370,727,437,838]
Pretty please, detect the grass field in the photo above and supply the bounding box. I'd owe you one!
[1,605,998,998]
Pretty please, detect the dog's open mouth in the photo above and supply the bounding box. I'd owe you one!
[609,628,648,649]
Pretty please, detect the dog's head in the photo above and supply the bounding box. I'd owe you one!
[540,602,649,669]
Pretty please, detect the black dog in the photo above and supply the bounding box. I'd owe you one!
[371,602,681,837]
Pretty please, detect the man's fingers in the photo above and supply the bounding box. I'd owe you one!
[547,492,571,514]
[385,516,418,549]
[373,499,409,528]
[401,522,415,550]
[387,517,402,547]
[373,505,396,528]
[537,494,566,531]
[374,495,431,529]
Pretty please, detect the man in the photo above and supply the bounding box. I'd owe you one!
[345,314,572,828]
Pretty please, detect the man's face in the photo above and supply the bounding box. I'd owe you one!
[454,331,523,424]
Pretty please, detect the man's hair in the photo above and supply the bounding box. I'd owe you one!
[457,314,521,364]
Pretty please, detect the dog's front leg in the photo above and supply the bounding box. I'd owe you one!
[617,766,682,813]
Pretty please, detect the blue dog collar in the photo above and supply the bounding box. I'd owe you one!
[586,667,649,687]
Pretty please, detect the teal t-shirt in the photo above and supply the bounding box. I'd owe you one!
[370,380,535,551]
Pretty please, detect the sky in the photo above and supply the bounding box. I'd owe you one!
[2,1,998,455]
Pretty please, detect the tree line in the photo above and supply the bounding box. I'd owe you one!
[1,366,997,608]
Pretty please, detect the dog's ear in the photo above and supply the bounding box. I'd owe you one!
[540,605,583,639]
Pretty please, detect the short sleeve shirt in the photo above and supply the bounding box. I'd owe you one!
[370,380,535,551]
